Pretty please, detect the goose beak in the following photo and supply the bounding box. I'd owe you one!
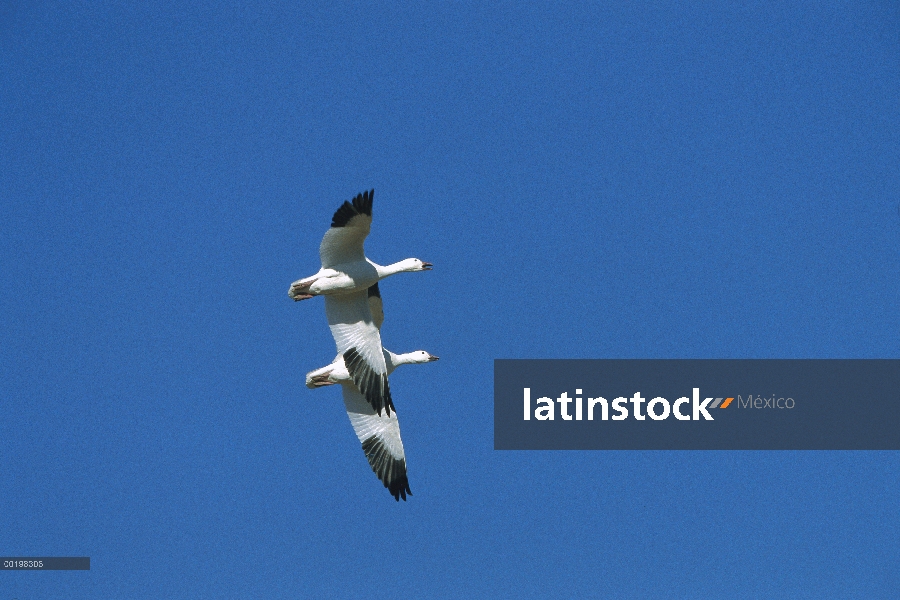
[427,354,439,361]
[422,262,433,271]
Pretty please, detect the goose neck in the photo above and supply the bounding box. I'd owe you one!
[376,259,414,277]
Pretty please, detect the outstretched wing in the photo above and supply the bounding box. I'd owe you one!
[341,384,411,501]
[319,189,373,269]
[325,290,394,416]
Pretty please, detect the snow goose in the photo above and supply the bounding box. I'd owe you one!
[288,190,431,301]
[305,283,438,501]
[305,284,439,387]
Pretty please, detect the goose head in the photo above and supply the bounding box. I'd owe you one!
[399,258,432,272]
[409,351,439,363]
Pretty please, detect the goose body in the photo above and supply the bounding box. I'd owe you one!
[307,282,438,501]
[288,190,431,301]
[306,349,439,388]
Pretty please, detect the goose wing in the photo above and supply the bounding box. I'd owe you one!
[319,189,374,269]
[325,290,394,416]
[341,384,411,501]
[367,282,384,330]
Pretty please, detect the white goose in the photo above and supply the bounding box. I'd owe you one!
[288,190,431,301]
[306,283,438,501]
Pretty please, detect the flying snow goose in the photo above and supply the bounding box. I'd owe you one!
[306,284,439,387]
[288,190,431,301]
[305,283,438,501]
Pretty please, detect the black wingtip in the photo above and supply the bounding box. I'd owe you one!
[361,435,411,501]
[390,476,412,501]
[367,282,381,298]
[330,189,374,228]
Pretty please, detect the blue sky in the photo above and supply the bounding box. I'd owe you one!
[2,1,899,597]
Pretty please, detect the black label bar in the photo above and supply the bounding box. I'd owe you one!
[1,557,90,570]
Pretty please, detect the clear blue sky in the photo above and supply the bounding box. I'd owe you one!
[2,2,899,597]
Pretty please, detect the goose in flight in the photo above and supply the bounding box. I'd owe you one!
[306,283,438,501]
[306,284,439,388]
[288,190,431,301]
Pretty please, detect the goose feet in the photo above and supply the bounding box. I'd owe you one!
[308,373,336,387]
[289,279,315,300]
